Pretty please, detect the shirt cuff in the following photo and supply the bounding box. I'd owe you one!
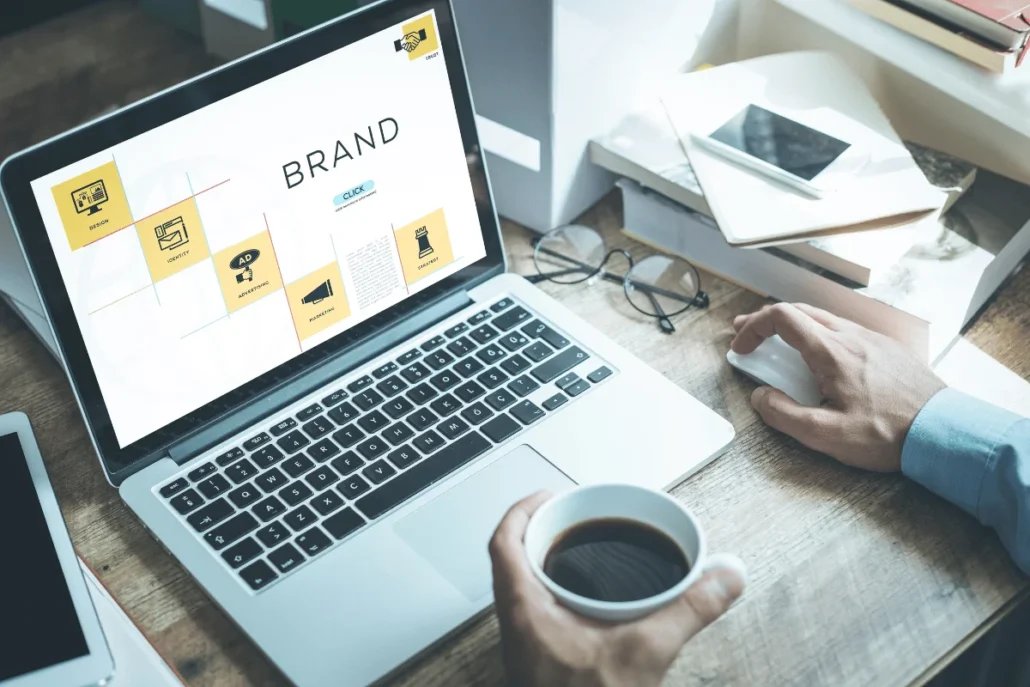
[901,388,1025,518]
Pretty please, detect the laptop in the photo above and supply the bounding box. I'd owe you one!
[0,1,735,684]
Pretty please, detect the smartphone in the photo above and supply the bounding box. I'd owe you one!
[691,104,869,198]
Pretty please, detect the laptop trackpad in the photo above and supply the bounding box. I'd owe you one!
[394,445,575,602]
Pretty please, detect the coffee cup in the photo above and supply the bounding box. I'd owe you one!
[523,483,743,622]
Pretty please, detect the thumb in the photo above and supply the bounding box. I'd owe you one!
[751,386,837,454]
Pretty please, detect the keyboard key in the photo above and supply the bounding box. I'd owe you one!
[170,489,204,515]
[485,389,517,411]
[455,380,486,403]
[268,543,305,574]
[310,490,345,516]
[328,401,360,425]
[187,498,234,532]
[421,335,446,351]
[322,389,348,407]
[330,452,364,476]
[444,322,468,338]
[277,430,310,454]
[491,298,514,312]
[437,416,470,440]
[412,430,446,454]
[521,320,547,338]
[256,522,290,548]
[493,306,531,331]
[302,416,333,440]
[305,465,340,491]
[430,394,462,417]
[468,310,491,325]
[406,408,439,431]
[383,397,415,419]
[307,439,339,462]
[388,445,422,469]
[523,342,553,363]
[542,393,568,411]
[198,474,231,499]
[243,432,271,451]
[372,362,397,379]
[531,346,590,383]
[229,484,261,508]
[356,437,389,460]
[358,410,389,433]
[239,560,277,590]
[188,462,217,482]
[446,336,475,357]
[588,366,613,383]
[251,445,285,469]
[353,389,384,411]
[160,478,189,498]
[285,505,317,531]
[406,382,438,405]
[256,468,288,493]
[205,512,259,550]
[222,537,262,569]
[555,373,580,390]
[537,326,570,350]
[397,349,421,365]
[332,424,365,448]
[323,508,366,540]
[226,458,258,484]
[383,422,415,446]
[425,350,455,370]
[376,375,407,397]
[470,324,499,345]
[356,432,492,520]
[363,459,397,484]
[511,401,545,425]
[338,474,371,500]
[400,362,430,384]
[500,354,531,376]
[297,403,323,422]
[347,375,374,393]
[214,447,245,467]
[507,375,540,397]
[476,344,507,365]
[429,370,461,391]
[454,357,485,377]
[253,495,286,522]
[476,368,509,389]
[282,455,315,479]
[270,417,297,436]
[278,481,313,507]
[482,415,521,443]
[566,379,590,397]
[460,402,494,425]
[295,527,332,556]
[499,333,529,352]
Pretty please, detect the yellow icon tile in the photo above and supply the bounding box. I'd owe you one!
[137,197,211,283]
[213,231,284,314]
[394,207,454,286]
[286,262,350,342]
[399,15,439,60]
[51,161,135,251]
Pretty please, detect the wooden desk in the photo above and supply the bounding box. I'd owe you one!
[2,3,1028,685]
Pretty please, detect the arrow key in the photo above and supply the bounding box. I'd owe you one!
[221,537,262,569]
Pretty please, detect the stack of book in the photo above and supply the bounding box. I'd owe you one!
[847,0,1030,73]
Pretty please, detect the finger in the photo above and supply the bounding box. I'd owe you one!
[489,490,554,600]
[792,303,846,332]
[729,303,832,369]
[751,386,841,454]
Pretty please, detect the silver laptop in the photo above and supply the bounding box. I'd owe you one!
[0,1,734,684]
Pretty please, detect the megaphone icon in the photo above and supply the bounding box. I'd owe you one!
[302,280,333,305]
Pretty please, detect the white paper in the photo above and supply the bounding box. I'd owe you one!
[934,339,1030,418]
[203,0,268,31]
[475,114,541,172]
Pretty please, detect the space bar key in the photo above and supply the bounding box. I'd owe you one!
[355,431,492,520]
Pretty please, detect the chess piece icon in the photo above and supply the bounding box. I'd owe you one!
[416,226,434,259]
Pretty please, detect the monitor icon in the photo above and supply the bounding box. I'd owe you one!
[71,180,108,216]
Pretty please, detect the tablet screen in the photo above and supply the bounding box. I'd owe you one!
[0,432,89,681]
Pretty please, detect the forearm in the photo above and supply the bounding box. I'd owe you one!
[902,388,1030,575]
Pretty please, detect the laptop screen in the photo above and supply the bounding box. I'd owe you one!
[27,10,486,449]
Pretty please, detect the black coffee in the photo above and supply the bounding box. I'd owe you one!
[542,518,690,603]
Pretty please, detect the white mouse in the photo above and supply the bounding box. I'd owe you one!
[726,334,822,407]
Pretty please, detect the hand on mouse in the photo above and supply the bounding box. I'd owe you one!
[490,491,745,687]
[731,303,946,472]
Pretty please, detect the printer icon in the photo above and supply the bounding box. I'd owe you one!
[155,216,189,251]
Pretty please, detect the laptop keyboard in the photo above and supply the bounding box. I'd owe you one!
[155,297,615,593]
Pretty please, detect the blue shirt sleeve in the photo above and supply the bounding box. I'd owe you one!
[902,387,1030,575]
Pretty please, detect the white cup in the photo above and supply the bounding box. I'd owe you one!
[523,483,741,623]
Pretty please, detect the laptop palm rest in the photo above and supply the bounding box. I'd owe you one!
[394,445,575,602]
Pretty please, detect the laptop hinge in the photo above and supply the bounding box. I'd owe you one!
[164,289,474,465]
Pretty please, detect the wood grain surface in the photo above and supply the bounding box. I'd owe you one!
[1,3,1028,685]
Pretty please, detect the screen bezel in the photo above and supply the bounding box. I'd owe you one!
[0,0,505,480]
[0,414,113,687]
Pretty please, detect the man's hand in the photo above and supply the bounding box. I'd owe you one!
[490,492,745,687]
[731,303,946,472]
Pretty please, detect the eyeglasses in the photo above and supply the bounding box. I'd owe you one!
[527,224,709,334]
